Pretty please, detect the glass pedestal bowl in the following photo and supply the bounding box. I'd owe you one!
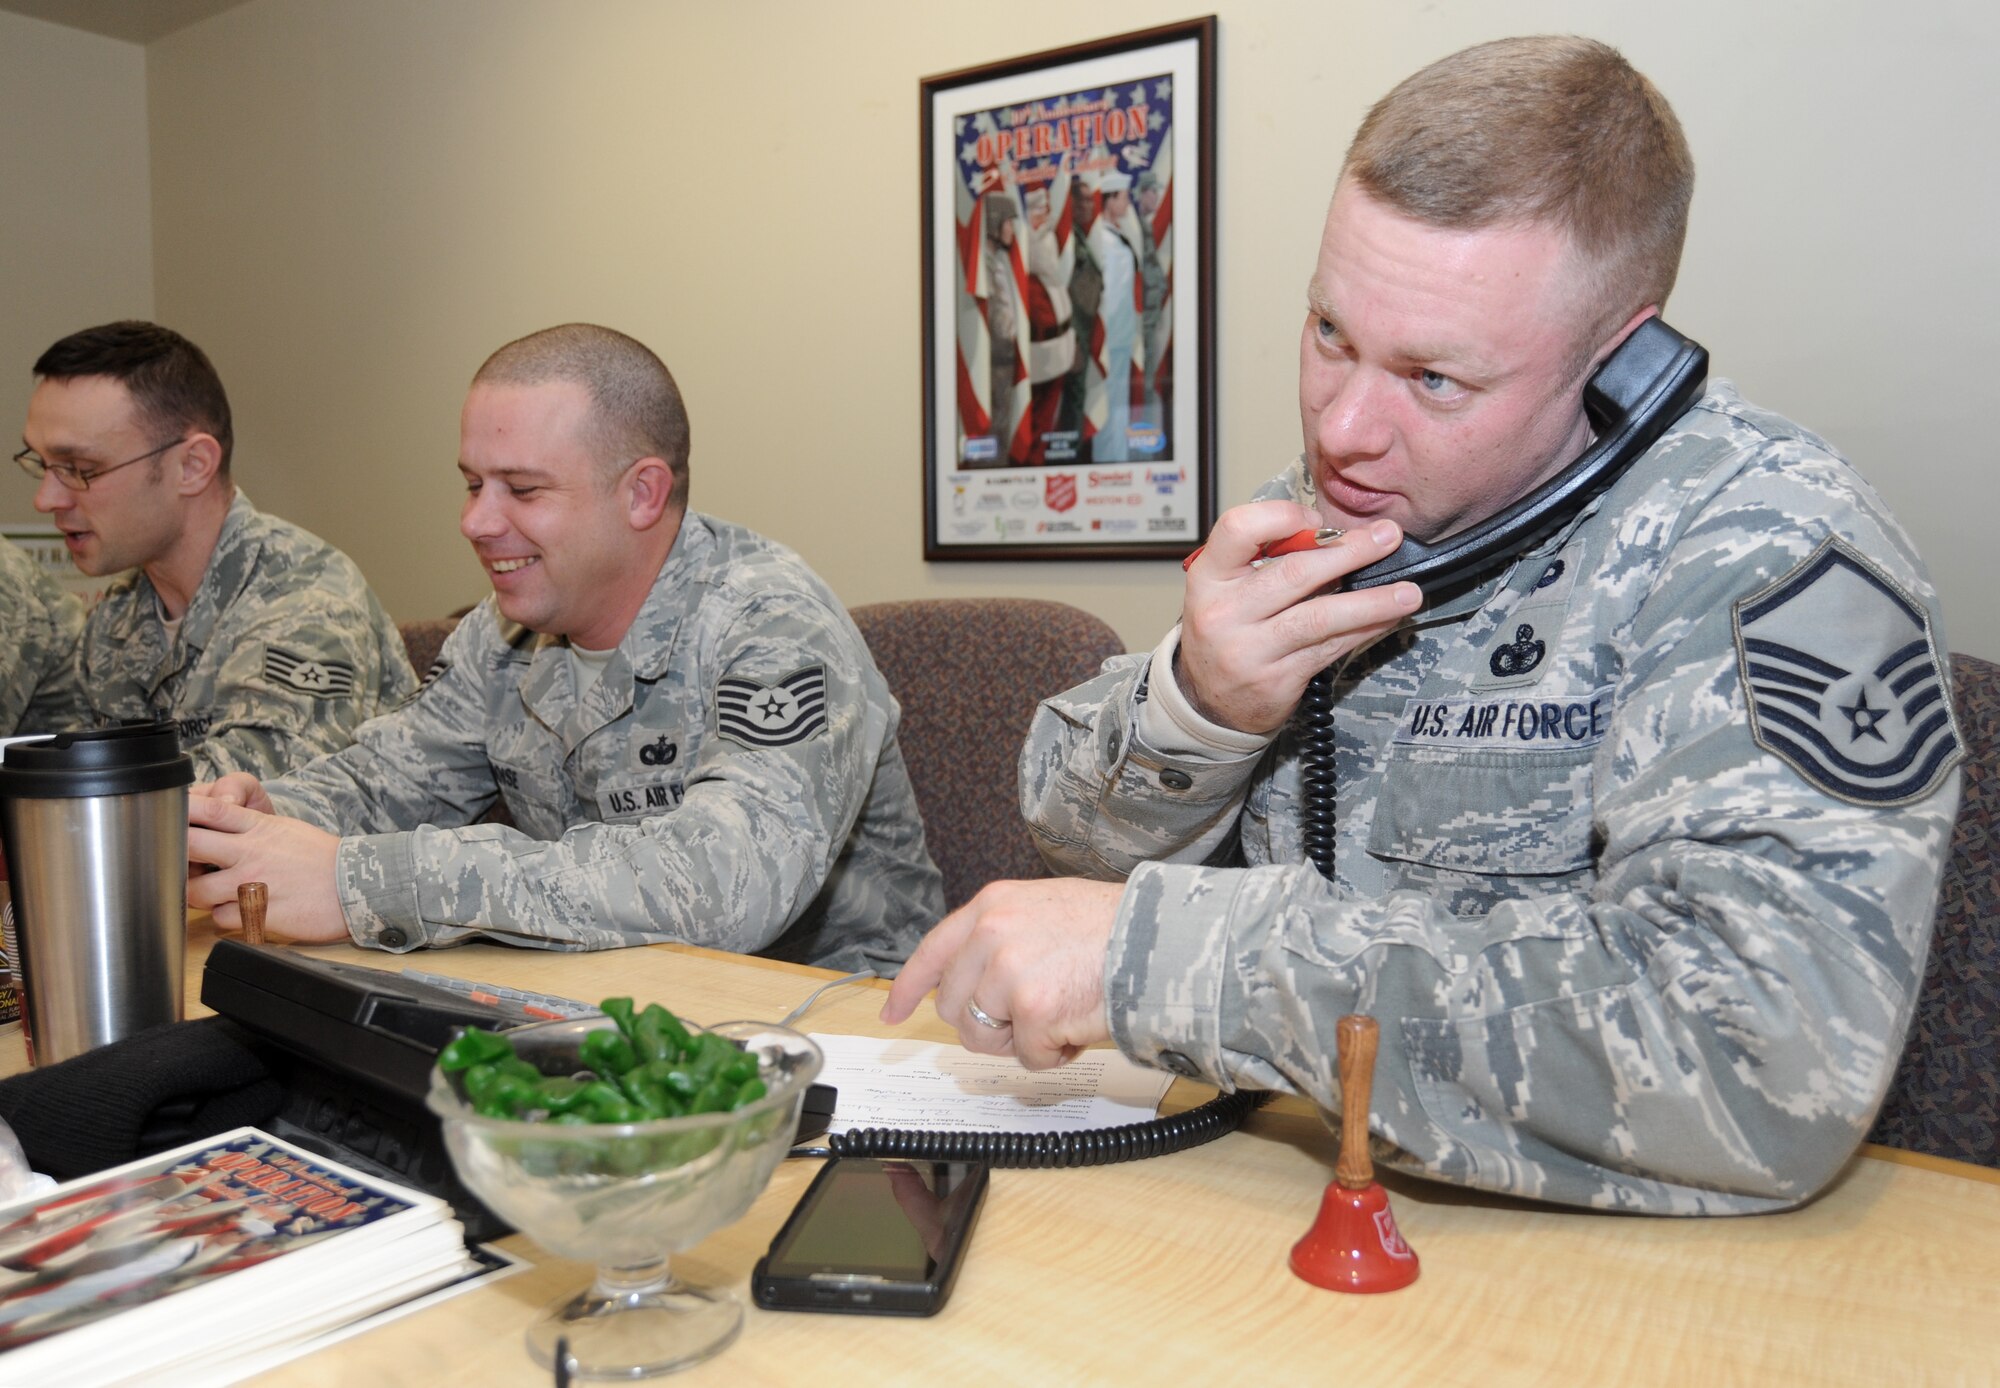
[427,1017,822,1378]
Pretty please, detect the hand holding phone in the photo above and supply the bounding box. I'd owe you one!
[753,1158,988,1317]
[1175,508,1418,735]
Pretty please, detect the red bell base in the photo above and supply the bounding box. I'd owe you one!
[1289,1180,1420,1293]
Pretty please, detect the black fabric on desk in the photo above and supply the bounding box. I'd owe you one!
[0,1017,283,1181]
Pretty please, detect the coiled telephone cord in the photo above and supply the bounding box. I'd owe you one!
[825,1088,1270,1168]
[1297,666,1339,881]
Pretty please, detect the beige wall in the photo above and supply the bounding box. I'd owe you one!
[0,9,152,516]
[16,0,1997,657]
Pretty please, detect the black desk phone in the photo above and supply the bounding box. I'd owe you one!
[197,940,527,1239]
[199,940,837,1240]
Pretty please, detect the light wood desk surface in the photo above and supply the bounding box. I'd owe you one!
[6,920,1997,1386]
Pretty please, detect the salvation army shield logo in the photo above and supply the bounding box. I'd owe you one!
[717,666,829,749]
[1733,539,1961,805]
[1045,473,1078,513]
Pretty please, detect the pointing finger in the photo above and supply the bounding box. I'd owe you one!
[881,909,973,1023]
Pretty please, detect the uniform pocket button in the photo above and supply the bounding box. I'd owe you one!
[1158,768,1193,791]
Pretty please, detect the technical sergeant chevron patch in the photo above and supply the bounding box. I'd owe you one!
[717,665,829,749]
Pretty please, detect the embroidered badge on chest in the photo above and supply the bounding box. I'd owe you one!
[263,647,357,698]
[1472,550,1580,693]
[1473,614,1560,693]
[1733,538,1961,805]
[717,665,829,749]
[1488,624,1547,678]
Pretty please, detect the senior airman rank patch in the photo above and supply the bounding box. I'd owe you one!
[263,646,357,698]
[1733,539,1960,805]
[717,665,828,749]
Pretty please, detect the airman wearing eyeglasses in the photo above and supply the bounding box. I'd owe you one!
[17,321,414,779]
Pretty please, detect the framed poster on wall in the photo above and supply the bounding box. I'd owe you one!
[921,17,1217,560]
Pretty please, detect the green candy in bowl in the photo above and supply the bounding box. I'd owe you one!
[428,1010,822,1378]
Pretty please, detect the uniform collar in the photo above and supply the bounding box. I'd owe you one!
[515,514,711,751]
[622,513,710,683]
[1406,385,1722,628]
[108,490,258,691]
[173,490,261,655]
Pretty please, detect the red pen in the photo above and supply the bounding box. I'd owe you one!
[1182,526,1345,571]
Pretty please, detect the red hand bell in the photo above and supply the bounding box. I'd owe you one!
[1289,1014,1420,1293]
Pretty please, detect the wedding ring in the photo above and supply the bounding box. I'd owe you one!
[965,999,1010,1030]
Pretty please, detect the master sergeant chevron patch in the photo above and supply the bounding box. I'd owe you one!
[1733,538,1961,805]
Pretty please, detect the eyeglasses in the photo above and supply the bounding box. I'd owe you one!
[13,436,187,491]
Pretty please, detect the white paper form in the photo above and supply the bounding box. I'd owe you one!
[809,1034,1174,1135]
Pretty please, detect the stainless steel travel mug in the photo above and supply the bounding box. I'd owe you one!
[0,723,194,1065]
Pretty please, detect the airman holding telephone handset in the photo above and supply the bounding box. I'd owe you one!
[884,36,1961,1217]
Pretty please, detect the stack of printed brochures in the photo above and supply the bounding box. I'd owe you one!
[0,1126,516,1387]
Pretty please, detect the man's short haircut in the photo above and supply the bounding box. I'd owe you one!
[473,323,692,506]
[33,321,235,474]
[1341,36,1694,332]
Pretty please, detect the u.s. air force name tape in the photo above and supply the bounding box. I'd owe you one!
[1394,688,1613,749]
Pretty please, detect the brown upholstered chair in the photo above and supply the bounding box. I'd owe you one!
[1868,652,2000,1168]
[850,598,1125,910]
[395,617,461,679]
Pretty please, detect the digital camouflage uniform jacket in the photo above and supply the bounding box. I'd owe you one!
[79,492,415,780]
[1021,383,1962,1214]
[0,536,85,736]
[267,513,944,973]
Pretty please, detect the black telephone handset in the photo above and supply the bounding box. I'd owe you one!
[1345,315,1709,592]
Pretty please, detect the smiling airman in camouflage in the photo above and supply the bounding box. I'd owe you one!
[186,324,942,974]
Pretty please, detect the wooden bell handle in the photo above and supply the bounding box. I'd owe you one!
[237,881,268,946]
[1335,1014,1378,1189]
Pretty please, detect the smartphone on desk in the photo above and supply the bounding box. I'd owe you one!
[753,1157,988,1316]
